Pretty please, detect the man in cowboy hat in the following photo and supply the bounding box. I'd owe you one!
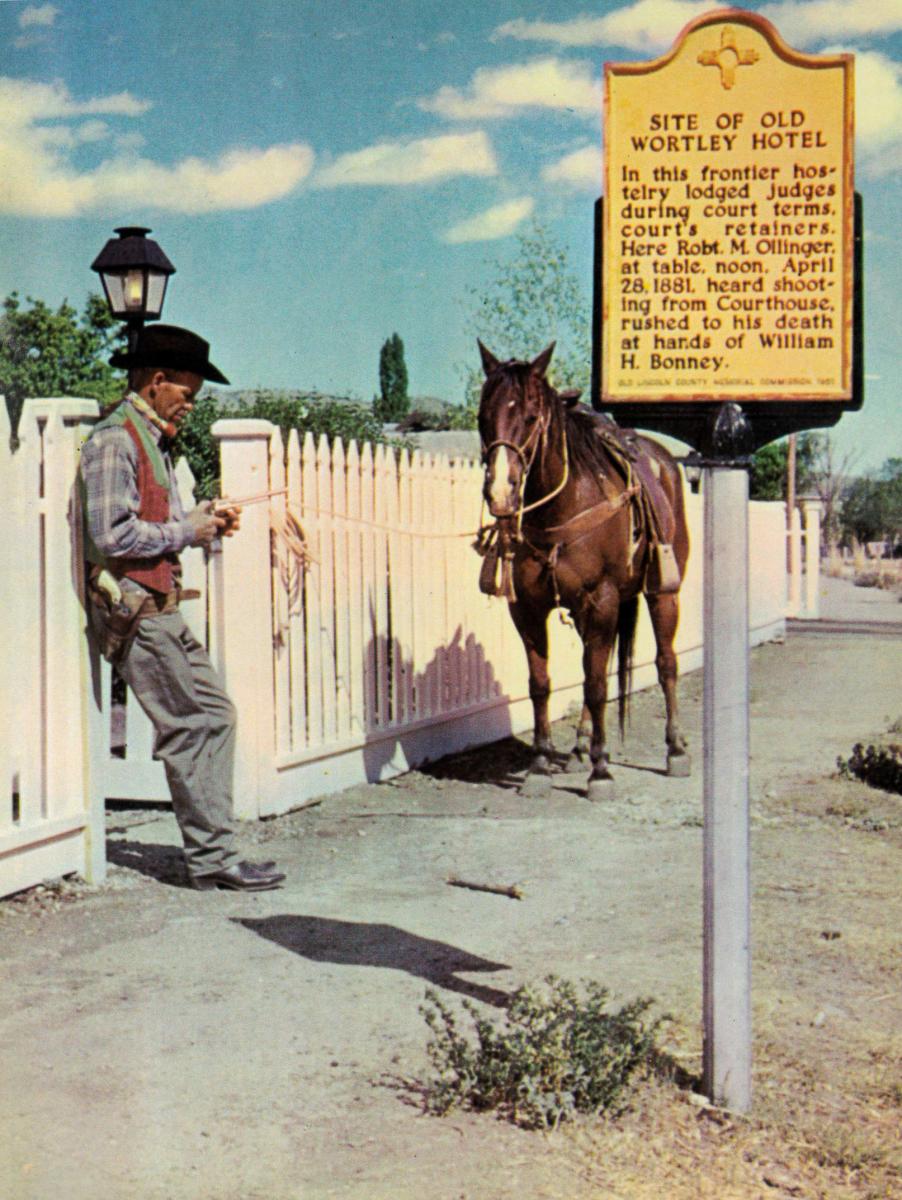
[80,324,285,892]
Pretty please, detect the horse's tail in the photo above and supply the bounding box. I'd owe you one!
[617,595,640,738]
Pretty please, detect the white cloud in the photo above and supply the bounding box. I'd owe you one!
[442,197,535,243]
[87,145,316,214]
[845,49,902,176]
[493,3,711,54]
[314,132,497,186]
[494,0,902,54]
[542,145,600,189]
[418,57,600,120]
[0,77,150,122]
[0,76,313,216]
[18,4,59,29]
[759,1,902,46]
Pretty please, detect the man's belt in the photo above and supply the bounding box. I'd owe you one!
[135,586,201,617]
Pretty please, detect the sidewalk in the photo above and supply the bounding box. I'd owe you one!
[816,571,902,624]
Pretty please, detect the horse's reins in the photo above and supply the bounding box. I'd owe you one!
[480,402,571,538]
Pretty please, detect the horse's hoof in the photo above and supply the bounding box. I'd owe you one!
[520,771,552,797]
[587,776,616,803]
[667,752,691,778]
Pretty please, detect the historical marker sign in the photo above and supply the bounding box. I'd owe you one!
[601,10,854,408]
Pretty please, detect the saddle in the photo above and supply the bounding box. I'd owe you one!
[585,412,681,596]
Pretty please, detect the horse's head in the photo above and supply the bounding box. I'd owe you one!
[477,341,556,518]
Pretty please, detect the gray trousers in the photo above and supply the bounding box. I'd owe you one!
[116,611,239,878]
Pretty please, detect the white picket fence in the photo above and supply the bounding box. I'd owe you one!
[0,399,792,898]
[0,398,106,896]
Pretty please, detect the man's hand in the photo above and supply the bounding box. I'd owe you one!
[215,504,242,537]
[187,501,229,547]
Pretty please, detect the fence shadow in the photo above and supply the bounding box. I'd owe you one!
[235,914,511,1006]
[361,623,515,785]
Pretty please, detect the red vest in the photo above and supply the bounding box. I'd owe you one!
[122,420,177,593]
[83,404,179,594]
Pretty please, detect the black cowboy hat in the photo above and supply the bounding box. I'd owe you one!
[110,324,230,384]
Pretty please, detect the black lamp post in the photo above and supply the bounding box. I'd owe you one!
[91,226,176,353]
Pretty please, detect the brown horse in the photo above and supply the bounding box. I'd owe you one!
[477,341,690,800]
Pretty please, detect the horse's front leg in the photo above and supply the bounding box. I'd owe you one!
[508,599,554,794]
[582,587,620,801]
[645,592,690,776]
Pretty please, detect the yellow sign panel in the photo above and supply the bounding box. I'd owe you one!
[602,11,854,404]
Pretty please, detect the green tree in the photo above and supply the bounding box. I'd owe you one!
[462,221,591,411]
[376,333,409,423]
[841,458,902,548]
[748,434,818,501]
[0,292,124,436]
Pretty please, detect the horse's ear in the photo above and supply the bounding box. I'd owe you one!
[478,340,501,377]
[530,343,555,378]
[559,388,582,407]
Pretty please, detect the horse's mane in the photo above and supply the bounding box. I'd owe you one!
[560,400,627,484]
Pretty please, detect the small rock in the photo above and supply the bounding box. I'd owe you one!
[688,1091,712,1108]
[811,1010,827,1028]
[819,929,841,940]
[762,1167,803,1194]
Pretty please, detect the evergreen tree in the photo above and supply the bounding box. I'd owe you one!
[376,332,409,422]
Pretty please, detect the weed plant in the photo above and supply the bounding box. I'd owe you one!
[837,743,902,795]
[420,976,664,1130]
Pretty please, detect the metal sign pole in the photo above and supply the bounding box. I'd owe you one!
[702,459,752,1112]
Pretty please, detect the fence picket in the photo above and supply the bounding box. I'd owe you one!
[269,428,292,758]
[315,434,338,744]
[358,443,378,733]
[373,445,392,728]
[301,432,324,748]
[382,444,403,726]
[331,439,353,742]
[286,429,307,751]
[395,450,415,725]
[344,442,365,740]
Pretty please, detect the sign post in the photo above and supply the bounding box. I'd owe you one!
[596,10,858,1112]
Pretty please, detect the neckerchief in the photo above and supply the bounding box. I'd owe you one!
[127,391,178,441]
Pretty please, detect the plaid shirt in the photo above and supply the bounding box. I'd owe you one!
[80,395,196,578]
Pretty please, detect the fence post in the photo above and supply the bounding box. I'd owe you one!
[800,498,822,620]
[786,504,802,617]
[211,419,277,820]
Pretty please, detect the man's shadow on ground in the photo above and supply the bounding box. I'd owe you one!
[236,915,511,1007]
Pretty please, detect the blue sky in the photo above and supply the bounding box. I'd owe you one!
[0,0,899,469]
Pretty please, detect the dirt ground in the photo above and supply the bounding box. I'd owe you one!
[1,576,900,1200]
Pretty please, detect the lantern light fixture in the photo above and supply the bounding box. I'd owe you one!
[91,227,176,346]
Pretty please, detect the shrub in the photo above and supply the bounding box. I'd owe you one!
[397,404,479,433]
[174,388,391,499]
[420,976,664,1130]
[837,743,902,795]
